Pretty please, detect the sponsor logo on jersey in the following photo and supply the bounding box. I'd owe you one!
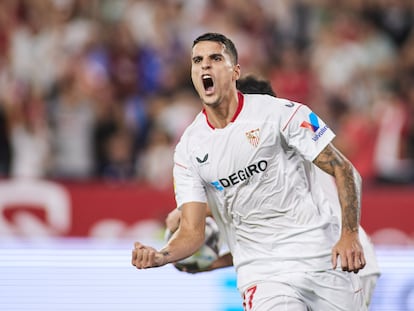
[300,112,319,132]
[300,112,328,141]
[245,128,260,147]
[196,154,209,163]
[210,160,268,191]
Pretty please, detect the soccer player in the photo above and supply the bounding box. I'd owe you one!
[166,74,381,307]
[132,33,367,310]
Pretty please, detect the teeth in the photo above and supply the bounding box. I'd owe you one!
[202,74,211,79]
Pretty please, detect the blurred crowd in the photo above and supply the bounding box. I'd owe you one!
[0,0,413,188]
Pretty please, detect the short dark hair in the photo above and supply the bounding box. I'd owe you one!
[192,32,238,65]
[237,74,276,97]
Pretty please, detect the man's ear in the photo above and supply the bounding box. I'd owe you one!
[233,64,241,81]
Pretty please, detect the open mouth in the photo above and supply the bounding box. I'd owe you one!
[202,75,214,93]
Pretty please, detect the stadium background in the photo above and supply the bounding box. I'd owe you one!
[0,0,413,310]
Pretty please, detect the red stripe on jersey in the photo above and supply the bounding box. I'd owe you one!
[231,92,244,122]
[174,162,188,169]
[202,92,244,129]
[202,110,215,129]
[282,104,303,132]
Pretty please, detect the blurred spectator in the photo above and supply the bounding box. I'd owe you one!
[136,125,174,190]
[365,0,413,47]
[102,128,135,182]
[373,88,414,183]
[47,57,97,179]
[310,11,372,111]
[153,89,200,145]
[269,44,315,104]
[92,83,125,178]
[7,83,51,179]
[262,0,313,52]
[9,0,98,94]
[327,94,379,182]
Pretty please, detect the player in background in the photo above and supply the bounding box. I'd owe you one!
[165,74,380,308]
[132,32,366,310]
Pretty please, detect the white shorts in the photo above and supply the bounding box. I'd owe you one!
[360,274,380,307]
[241,270,366,311]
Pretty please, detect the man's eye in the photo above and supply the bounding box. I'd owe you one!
[213,56,222,61]
[193,58,201,64]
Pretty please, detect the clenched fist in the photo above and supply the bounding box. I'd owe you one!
[131,242,168,269]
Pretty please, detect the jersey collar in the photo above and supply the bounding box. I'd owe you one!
[202,92,244,130]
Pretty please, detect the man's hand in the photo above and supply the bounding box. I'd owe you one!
[332,232,366,273]
[131,242,168,269]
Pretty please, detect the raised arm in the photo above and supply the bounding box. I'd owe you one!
[313,143,366,273]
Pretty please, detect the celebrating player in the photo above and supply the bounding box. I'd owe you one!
[165,74,380,307]
[132,33,367,310]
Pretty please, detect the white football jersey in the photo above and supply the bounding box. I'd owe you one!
[173,93,340,291]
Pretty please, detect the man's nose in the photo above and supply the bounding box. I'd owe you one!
[201,59,211,70]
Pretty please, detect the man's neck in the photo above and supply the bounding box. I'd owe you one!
[203,91,243,129]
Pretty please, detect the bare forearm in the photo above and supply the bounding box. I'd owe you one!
[162,202,207,263]
[313,143,365,273]
[336,165,361,233]
[161,226,205,264]
[313,144,361,233]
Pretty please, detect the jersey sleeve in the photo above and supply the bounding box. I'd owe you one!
[281,103,335,161]
[173,140,207,209]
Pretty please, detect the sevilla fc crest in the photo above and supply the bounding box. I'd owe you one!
[245,128,260,147]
